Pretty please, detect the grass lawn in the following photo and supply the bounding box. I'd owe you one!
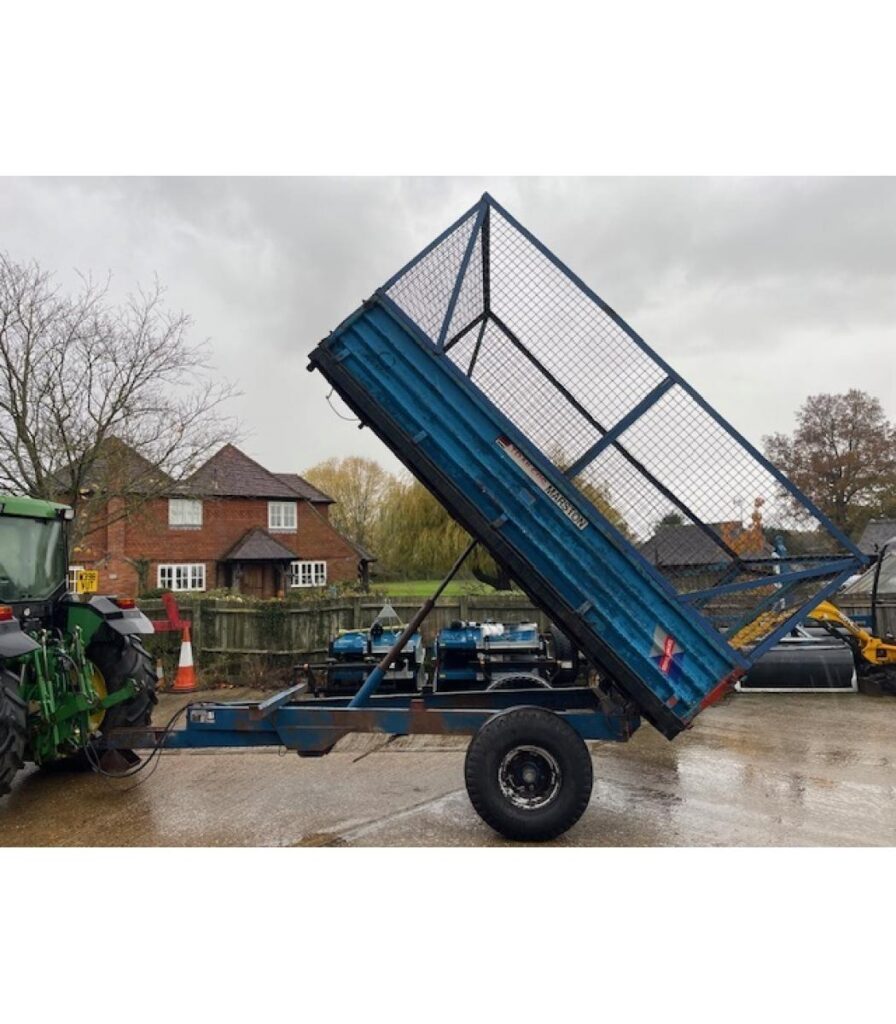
[376,579,496,597]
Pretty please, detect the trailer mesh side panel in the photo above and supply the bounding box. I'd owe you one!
[378,196,861,651]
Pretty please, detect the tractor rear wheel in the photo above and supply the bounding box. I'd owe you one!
[0,668,27,798]
[86,636,158,736]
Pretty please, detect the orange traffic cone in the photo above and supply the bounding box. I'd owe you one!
[171,624,197,693]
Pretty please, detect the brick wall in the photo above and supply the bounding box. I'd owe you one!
[72,495,361,597]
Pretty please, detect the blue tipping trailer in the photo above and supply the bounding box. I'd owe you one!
[307,193,865,741]
[101,193,867,842]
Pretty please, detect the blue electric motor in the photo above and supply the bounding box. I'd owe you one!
[433,620,579,692]
[324,603,425,695]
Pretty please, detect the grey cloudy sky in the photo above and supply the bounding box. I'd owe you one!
[1,177,894,478]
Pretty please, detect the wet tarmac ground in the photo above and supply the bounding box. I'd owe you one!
[1,689,895,846]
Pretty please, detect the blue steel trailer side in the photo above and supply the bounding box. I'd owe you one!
[307,194,866,739]
[310,301,735,737]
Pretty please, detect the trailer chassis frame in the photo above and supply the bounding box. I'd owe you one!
[103,685,641,756]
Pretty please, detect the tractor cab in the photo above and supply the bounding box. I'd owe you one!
[0,495,72,626]
[0,493,158,794]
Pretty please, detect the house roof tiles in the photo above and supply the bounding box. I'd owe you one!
[182,444,310,499]
[639,520,772,567]
[273,472,333,504]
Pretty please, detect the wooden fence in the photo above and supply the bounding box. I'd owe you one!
[138,593,896,683]
[139,594,550,664]
[833,597,896,636]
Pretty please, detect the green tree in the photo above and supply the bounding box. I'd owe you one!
[375,471,631,588]
[303,456,395,551]
[658,511,684,528]
[375,478,514,588]
[764,390,896,537]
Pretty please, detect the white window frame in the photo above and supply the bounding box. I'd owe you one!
[289,560,326,588]
[67,565,84,592]
[158,562,206,592]
[268,500,297,532]
[168,498,203,528]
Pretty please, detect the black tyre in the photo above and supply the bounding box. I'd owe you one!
[858,668,896,697]
[464,707,593,842]
[0,668,27,798]
[549,624,580,686]
[486,673,551,691]
[86,636,158,735]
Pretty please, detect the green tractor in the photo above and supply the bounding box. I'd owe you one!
[0,494,157,797]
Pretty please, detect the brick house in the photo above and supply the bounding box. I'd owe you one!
[71,444,374,598]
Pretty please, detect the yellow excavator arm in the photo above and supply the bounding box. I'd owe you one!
[810,600,896,668]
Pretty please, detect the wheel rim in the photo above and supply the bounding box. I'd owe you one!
[87,663,108,733]
[498,745,562,810]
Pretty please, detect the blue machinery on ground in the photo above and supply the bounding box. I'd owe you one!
[320,602,425,695]
[319,601,577,694]
[106,194,868,840]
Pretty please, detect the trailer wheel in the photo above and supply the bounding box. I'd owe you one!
[0,668,27,798]
[464,708,593,842]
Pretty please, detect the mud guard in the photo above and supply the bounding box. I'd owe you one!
[84,596,155,637]
[0,617,40,658]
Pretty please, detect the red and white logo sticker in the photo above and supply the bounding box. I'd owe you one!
[651,626,682,676]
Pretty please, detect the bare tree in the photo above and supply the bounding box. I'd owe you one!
[0,252,238,541]
[303,456,395,551]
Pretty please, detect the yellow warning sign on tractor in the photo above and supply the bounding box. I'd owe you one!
[74,570,99,594]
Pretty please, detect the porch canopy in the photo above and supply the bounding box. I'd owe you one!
[221,528,297,595]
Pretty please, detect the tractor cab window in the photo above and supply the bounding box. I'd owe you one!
[0,517,66,602]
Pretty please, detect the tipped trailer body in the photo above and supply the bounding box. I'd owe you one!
[100,194,867,841]
[307,194,865,741]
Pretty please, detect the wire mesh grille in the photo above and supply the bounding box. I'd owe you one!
[386,210,484,346]
[381,196,857,649]
[489,209,668,428]
[449,318,602,466]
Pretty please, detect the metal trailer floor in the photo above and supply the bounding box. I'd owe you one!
[2,689,894,847]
